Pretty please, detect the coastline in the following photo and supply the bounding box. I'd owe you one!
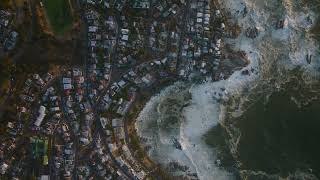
[126,79,183,179]
[132,0,320,179]
[217,0,320,179]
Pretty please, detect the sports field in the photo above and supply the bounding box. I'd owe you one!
[42,0,73,34]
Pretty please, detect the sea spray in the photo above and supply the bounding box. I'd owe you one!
[135,82,198,178]
[180,80,235,180]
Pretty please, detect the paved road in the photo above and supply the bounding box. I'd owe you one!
[75,2,135,179]
[93,10,121,104]
[97,121,135,180]
[176,0,191,70]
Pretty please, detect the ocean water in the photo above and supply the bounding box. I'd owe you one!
[231,77,320,179]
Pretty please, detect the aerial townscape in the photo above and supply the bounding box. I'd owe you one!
[1,0,320,180]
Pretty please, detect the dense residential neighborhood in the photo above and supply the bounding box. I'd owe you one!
[0,0,228,179]
[2,0,320,179]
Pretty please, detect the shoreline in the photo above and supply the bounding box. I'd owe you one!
[216,0,320,179]
[126,78,180,179]
[130,0,320,179]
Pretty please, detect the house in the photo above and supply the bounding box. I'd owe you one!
[40,175,50,180]
[114,127,125,140]
[112,118,123,127]
[85,113,94,122]
[19,106,27,113]
[63,78,72,90]
[46,87,55,95]
[80,102,91,113]
[20,94,34,102]
[80,137,90,146]
[135,171,147,180]
[25,78,32,87]
[73,68,82,76]
[121,34,129,41]
[44,73,53,82]
[101,101,111,111]
[62,78,72,84]
[121,28,129,34]
[100,117,108,129]
[34,106,46,127]
[64,170,72,180]
[104,1,110,8]
[141,74,155,86]
[88,26,98,33]
[50,96,58,102]
[102,94,111,103]
[117,80,127,88]
[108,143,116,152]
[33,74,45,87]
[116,99,134,116]
[133,0,150,9]
[49,106,59,112]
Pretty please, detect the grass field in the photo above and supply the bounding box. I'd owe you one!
[42,0,73,34]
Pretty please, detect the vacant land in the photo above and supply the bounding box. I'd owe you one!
[42,0,73,34]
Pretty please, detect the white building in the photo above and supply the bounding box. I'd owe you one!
[34,106,46,127]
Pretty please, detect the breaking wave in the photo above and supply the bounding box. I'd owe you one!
[135,80,234,180]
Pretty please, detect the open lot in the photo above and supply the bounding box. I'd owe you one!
[42,0,73,34]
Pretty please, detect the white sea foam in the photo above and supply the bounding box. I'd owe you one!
[221,0,320,69]
[135,76,257,179]
[135,80,234,179]
[135,82,198,177]
[180,80,234,180]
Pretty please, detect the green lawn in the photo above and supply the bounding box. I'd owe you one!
[42,0,73,34]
